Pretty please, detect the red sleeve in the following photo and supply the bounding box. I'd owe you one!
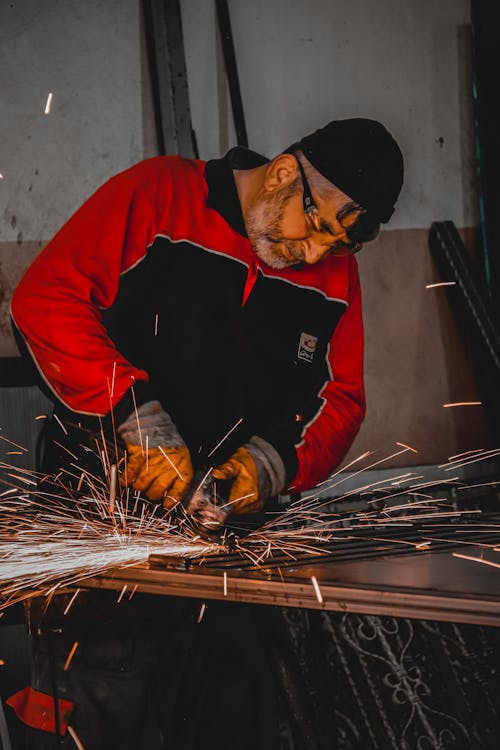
[11,163,164,416]
[292,258,366,491]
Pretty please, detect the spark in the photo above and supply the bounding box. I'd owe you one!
[443,402,482,408]
[195,467,213,495]
[222,492,254,509]
[128,584,138,600]
[35,415,47,420]
[130,386,144,454]
[67,726,85,750]
[63,588,80,615]
[154,314,159,336]
[457,480,500,492]
[409,478,460,490]
[207,418,243,458]
[448,448,485,462]
[425,282,456,289]
[197,603,207,623]
[442,449,500,472]
[158,447,183,480]
[117,584,127,603]
[0,435,498,611]
[0,435,28,452]
[44,92,53,114]
[53,414,68,435]
[6,473,36,486]
[0,479,218,609]
[109,465,117,513]
[311,576,323,604]
[314,450,373,488]
[453,553,500,570]
[54,441,78,462]
[111,362,117,399]
[425,537,496,549]
[305,445,417,502]
[395,441,418,453]
[63,641,79,671]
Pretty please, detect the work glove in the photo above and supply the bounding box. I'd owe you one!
[213,436,285,515]
[117,401,193,507]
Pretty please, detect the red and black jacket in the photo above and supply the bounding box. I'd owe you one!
[11,148,366,491]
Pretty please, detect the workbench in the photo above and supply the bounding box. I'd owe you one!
[83,517,500,626]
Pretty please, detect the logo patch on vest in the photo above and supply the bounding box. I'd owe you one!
[297,332,318,363]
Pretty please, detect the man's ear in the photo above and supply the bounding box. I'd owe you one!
[263,154,298,193]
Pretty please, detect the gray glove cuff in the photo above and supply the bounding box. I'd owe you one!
[244,435,286,502]
[117,400,184,448]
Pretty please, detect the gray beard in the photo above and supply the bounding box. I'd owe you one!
[244,181,305,270]
[251,237,297,270]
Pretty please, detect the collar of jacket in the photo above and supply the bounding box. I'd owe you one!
[205,146,270,237]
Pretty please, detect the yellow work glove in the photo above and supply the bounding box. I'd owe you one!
[123,444,193,507]
[213,436,286,517]
[117,400,193,507]
[213,446,262,514]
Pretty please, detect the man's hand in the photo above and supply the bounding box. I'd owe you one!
[213,436,286,516]
[124,444,193,507]
[117,401,193,507]
[213,447,261,514]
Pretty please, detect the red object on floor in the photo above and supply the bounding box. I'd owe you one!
[6,686,74,734]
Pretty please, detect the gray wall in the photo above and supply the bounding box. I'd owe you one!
[0,0,146,242]
[0,0,475,239]
[182,0,476,230]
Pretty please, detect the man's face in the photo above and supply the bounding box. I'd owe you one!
[244,174,362,270]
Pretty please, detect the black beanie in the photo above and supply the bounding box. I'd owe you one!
[298,118,404,223]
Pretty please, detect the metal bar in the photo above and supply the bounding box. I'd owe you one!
[471,0,500,318]
[142,0,195,156]
[196,530,495,570]
[164,0,196,157]
[470,5,493,299]
[81,514,500,627]
[142,0,166,155]
[429,220,500,440]
[429,221,500,375]
[215,0,248,147]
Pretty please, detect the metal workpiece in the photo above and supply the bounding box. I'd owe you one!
[83,517,500,626]
[142,0,196,157]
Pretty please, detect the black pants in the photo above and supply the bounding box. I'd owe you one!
[24,592,286,750]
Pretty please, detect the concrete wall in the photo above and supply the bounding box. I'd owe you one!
[0,0,489,466]
[0,0,146,243]
[0,0,475,237]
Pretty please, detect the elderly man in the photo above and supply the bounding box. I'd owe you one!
[12,119,403,513]
[10,118,403,749]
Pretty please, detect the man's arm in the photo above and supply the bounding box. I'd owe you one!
[11,164,162,417]
[11,161,197,504]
